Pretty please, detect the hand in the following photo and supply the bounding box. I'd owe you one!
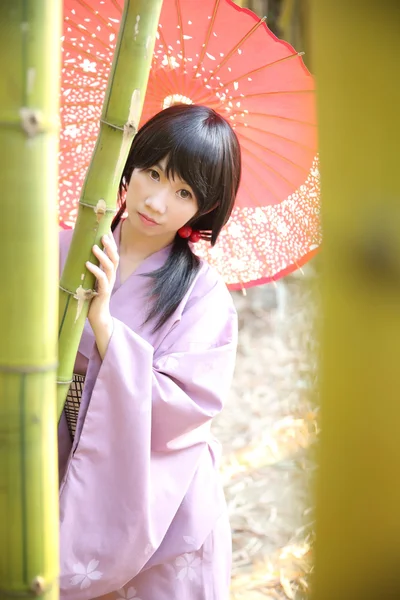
[86,233,119,358]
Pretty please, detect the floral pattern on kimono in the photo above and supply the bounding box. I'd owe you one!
[58,227,237,599]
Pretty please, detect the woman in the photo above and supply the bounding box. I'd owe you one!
[58,104,241,599]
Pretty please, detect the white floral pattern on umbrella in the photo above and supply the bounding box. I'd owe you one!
[60,0,321,289]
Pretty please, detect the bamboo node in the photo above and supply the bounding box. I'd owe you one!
[99,119,124,132]
[20,108,42,137]
[95,198,107,222]
[78,199,116,214]
[30,576,46,596]
[57,379,73,385]
[74,285,98,322]
[124,122,137,137]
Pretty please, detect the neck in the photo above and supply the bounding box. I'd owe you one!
[119,217,174,261]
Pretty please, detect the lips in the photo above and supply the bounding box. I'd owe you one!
[138,212,159,225]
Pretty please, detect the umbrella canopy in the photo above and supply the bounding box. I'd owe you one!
[60,0,320,288]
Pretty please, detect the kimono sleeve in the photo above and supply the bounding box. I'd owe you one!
[57,228,75,475]
[58,276,238,599]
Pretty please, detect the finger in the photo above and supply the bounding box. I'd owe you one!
[92,244,115,280]
[86,261,109,295]
[102,234,119,268]
[104,231,117,251]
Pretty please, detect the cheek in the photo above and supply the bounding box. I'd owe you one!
[175,203,197,226]
[125,177,141,205]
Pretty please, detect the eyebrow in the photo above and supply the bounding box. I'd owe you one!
[154,162,165,172]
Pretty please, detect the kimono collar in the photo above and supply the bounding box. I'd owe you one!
[112,219,173,293]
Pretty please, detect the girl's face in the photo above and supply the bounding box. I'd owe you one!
[125,157,199,242]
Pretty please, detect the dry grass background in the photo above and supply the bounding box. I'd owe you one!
[212,272,319,599]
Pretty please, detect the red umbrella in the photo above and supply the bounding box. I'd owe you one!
[60,0,320,289]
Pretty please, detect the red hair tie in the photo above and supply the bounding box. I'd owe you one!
[178,226,201,243]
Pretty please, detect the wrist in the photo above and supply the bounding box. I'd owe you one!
[88,308,111,329]
[90,315,114,360]
[92,314,113,334]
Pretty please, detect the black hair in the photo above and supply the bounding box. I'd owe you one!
[112,103,241,331]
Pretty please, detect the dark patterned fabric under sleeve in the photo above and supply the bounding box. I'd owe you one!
[64,373,85,442]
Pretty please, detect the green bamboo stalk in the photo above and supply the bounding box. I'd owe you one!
[310,1,400,598]
[0,2,61,599]
[57,0,164,418]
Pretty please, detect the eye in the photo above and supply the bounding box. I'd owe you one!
[148,169,160,181]
[178,189,192,200]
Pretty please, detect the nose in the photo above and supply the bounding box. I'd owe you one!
[145,188,169,215]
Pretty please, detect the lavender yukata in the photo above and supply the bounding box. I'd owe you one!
[58,223,238,600]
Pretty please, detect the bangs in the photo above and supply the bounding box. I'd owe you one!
[128,110,228,213]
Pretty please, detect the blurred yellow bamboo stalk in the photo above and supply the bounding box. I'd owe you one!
[0,2,61,599]
[310,1,400,598]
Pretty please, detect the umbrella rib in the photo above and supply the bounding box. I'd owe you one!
[64,19,111,52]
[156,26,170,55]
[60,117,102,127]
[208,16,267,81]
[222,201,276,285]
[148,62,183,105]
[62,71,109,84]
[204,103,317,149]
[176,6,202,106]
[62,100,103,107]
[188,85,221,106]
[239,180,317,281]
[238,133,312,175]
[109,0,123,13]
[62,41,109,66]
[232,185,275,280]
[61,83,107,92]
[234,121,316,152]
[146,75,174,99]
[243,159,282,204]
[277,164,321,243]
[72,0,116,30]
[241,111,317,127]
[195,0,221,75]
[221,51,306,88]
[175,0,185,69]
[280,203,320,265]
[184,73,201,105]
[242,145,304,189]
[59,165,90,180]
[156,27,183,96]
[228,89,314,103]
[60,136,98,151]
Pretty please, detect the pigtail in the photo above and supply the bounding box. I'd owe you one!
[144,235,200,331]
[112,205,201,332]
